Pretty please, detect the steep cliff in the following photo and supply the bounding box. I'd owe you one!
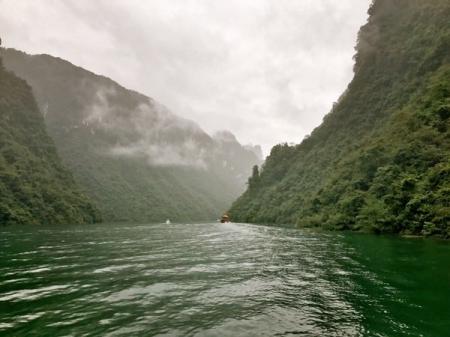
[0,55,100,225]
[230,0,450,237]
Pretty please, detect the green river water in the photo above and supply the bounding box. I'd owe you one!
[0,222,449,336]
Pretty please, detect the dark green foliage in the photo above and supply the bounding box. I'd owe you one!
[230,0,450,237]
[247,165,260,191]
[2,50,261,223]
[0,55,100,225]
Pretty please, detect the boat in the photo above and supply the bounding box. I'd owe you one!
[220,214,230,223]
[165,219,171,225]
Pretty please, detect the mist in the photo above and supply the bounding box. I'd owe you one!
[0,0,370,154]
[84,86,212,168]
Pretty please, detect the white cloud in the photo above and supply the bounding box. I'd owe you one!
[0,0,370,155]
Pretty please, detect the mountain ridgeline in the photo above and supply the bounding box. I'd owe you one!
[2,49,262,223]
[0,54,100,225]
[230,0,450,237]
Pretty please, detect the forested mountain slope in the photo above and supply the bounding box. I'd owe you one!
[0,55,100,225]
[2,49,261,222]
[230,0,450,237]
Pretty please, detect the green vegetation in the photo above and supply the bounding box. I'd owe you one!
[2,50,261,222]
[230,0,450,237]
[0,56,100,225]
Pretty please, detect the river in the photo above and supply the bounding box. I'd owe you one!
[0,222,449,336]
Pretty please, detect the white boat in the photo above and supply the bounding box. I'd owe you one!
[165,219,171,225]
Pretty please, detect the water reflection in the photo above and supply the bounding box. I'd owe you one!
[0,222,449,336]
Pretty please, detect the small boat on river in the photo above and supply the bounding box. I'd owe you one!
[220,214,230,223]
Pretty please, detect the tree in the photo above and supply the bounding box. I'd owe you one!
[248,165,260,190]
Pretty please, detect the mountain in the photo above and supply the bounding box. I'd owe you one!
[229,0,450,237]
[0,54,100,225]
[2,49,262,222]
[212,130,263,186]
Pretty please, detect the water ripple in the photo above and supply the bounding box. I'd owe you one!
[1,222,449,336]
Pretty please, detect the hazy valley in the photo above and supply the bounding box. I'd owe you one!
[2,49,262,223]
[0,0,449,336]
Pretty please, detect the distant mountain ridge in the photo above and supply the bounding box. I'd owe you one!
[2,48,262,222]
[0,54,100,225]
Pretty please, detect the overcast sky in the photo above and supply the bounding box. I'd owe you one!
[0,0,370,155]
